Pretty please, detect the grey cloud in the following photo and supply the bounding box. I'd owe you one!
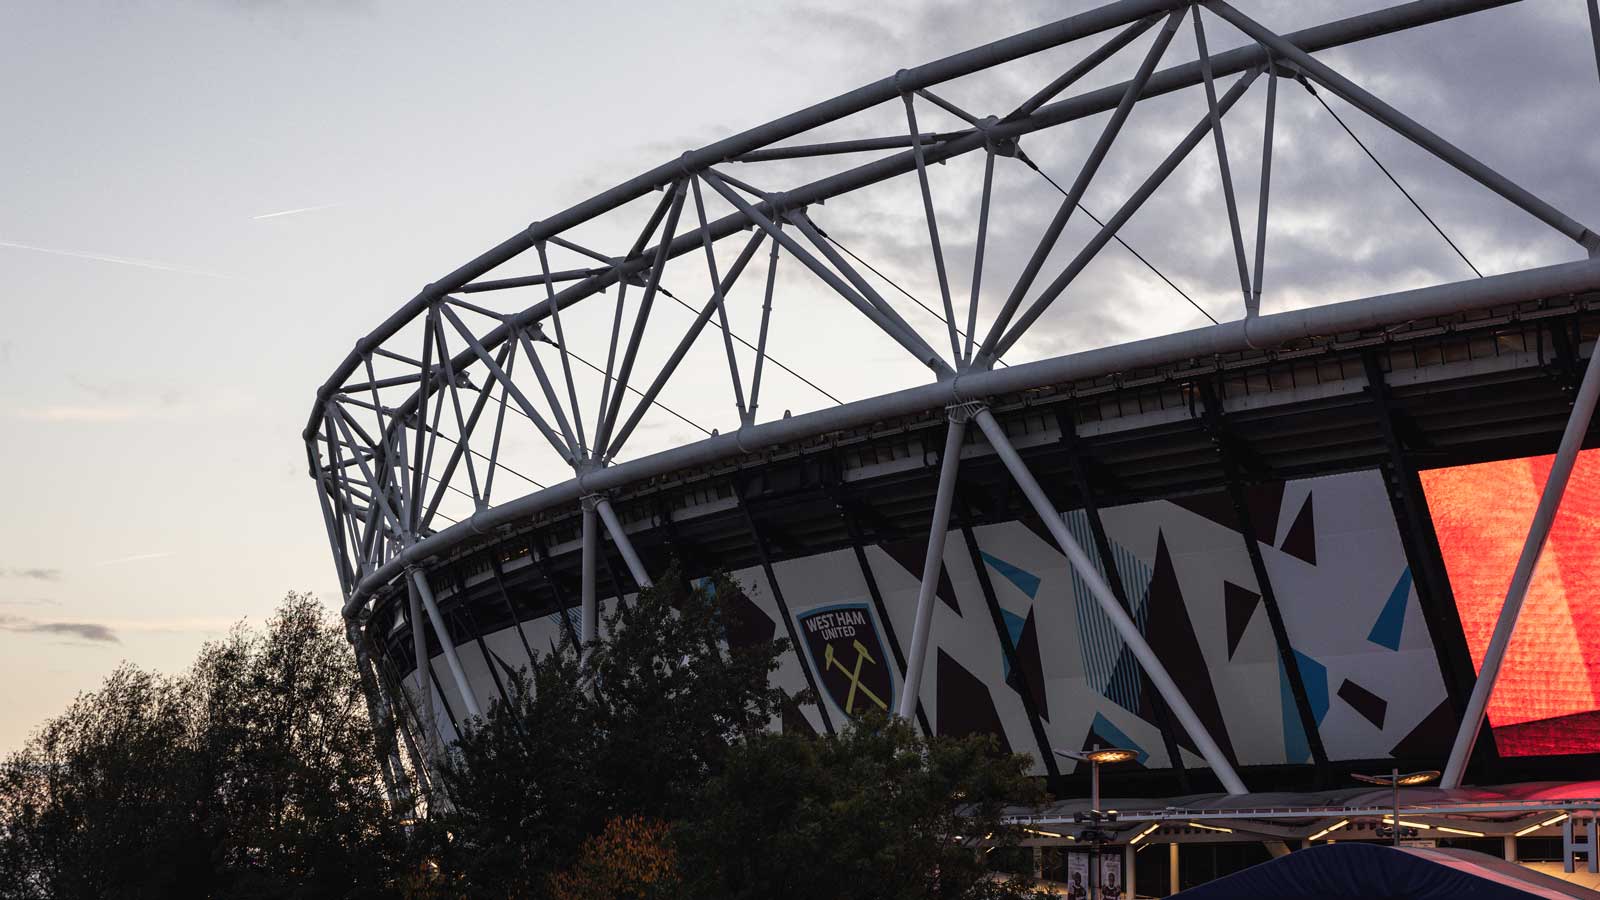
[3,568,62,581]
[732,1,1600,361]
[0,615,119,644]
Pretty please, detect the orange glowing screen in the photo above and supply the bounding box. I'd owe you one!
[1421,450,1600,757]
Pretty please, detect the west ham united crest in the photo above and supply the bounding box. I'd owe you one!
[796,602,895,718]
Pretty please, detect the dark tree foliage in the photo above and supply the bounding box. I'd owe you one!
[0,593,410,899]
[0,574,1049,899]
[676,714,1047,900]
[427,568,791,898]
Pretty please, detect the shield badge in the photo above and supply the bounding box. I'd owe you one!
[796,602,895,719]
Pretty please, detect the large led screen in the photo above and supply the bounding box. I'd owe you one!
[1422,450,1600,757]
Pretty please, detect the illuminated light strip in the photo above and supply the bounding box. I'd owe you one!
[1308,819,1350,841]
[1381,816,1429,829]
[1130,823,1161,845]
[1515,813,1569,838]
[1024,827,1065,839]
[1187,821,1234,833]
[1435,826,1485,837]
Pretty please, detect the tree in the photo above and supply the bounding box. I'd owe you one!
[188,594,408,897]
[0,593,410,898]
[0,666,200,899]
[548,815,680,900]
[429,568,792,898]
[675,714,1047,900]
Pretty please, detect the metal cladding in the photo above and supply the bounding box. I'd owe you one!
[305,0,1600,800]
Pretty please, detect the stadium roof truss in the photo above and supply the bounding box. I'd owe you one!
[306,0,1600,801]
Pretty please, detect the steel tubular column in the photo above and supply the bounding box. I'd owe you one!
[410,567,484,720]
[735,482,836,736]
[831,478,932,737]
[370,634,434,800]
[1058,411,1188,785]
[897,419,967,721]
[1362,354,1482,742]
[581,501,599,644]
[408,580,441,755]
[489,556,541,670]
[1198,383,1328,772]
[1442,332,1600,787]
[427,666,464,743]
[595,496,654,590]
[972,407,1248,794]
[349,627,407,810]
[954,496,1060,780]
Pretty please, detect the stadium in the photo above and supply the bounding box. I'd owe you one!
[305,0,1600,891]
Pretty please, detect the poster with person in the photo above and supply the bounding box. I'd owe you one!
[1064,850,1123,899]
[1065,852,1089,900]
[1101,853,1123,899]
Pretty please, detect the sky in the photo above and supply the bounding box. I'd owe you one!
[2,0,1597,754]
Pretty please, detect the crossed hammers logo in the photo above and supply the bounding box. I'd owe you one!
[823,639,889,715]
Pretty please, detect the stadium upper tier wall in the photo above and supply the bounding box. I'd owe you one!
[367,297,1600,789]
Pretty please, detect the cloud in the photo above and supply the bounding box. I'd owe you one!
[252,202,342,220]
[0,611,238,645]
[730,1,1600,365]
[0,238,235,280]
[0,614,118,644]
[3,568,62,581]
[91,552,176,568]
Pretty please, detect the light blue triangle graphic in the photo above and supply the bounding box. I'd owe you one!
[1001,608,1027,681]
[1366,567,1411,651]
[981,551,1040,600]
[1280,649,1329,764]
[1088,712,1149,767]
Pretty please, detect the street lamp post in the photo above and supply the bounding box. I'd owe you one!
[1057,746,1138,900]
[1353,768,1439,847]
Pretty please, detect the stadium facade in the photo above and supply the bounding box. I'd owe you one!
[304,0,1600,868]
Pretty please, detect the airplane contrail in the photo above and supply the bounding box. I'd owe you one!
[252,203,340,220]
[92,551,176,568]
[0,239,235,279]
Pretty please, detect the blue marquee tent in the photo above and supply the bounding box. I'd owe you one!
[1173,843,1598,899]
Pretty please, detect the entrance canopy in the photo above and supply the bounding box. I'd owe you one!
[1173,844,1599,899]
